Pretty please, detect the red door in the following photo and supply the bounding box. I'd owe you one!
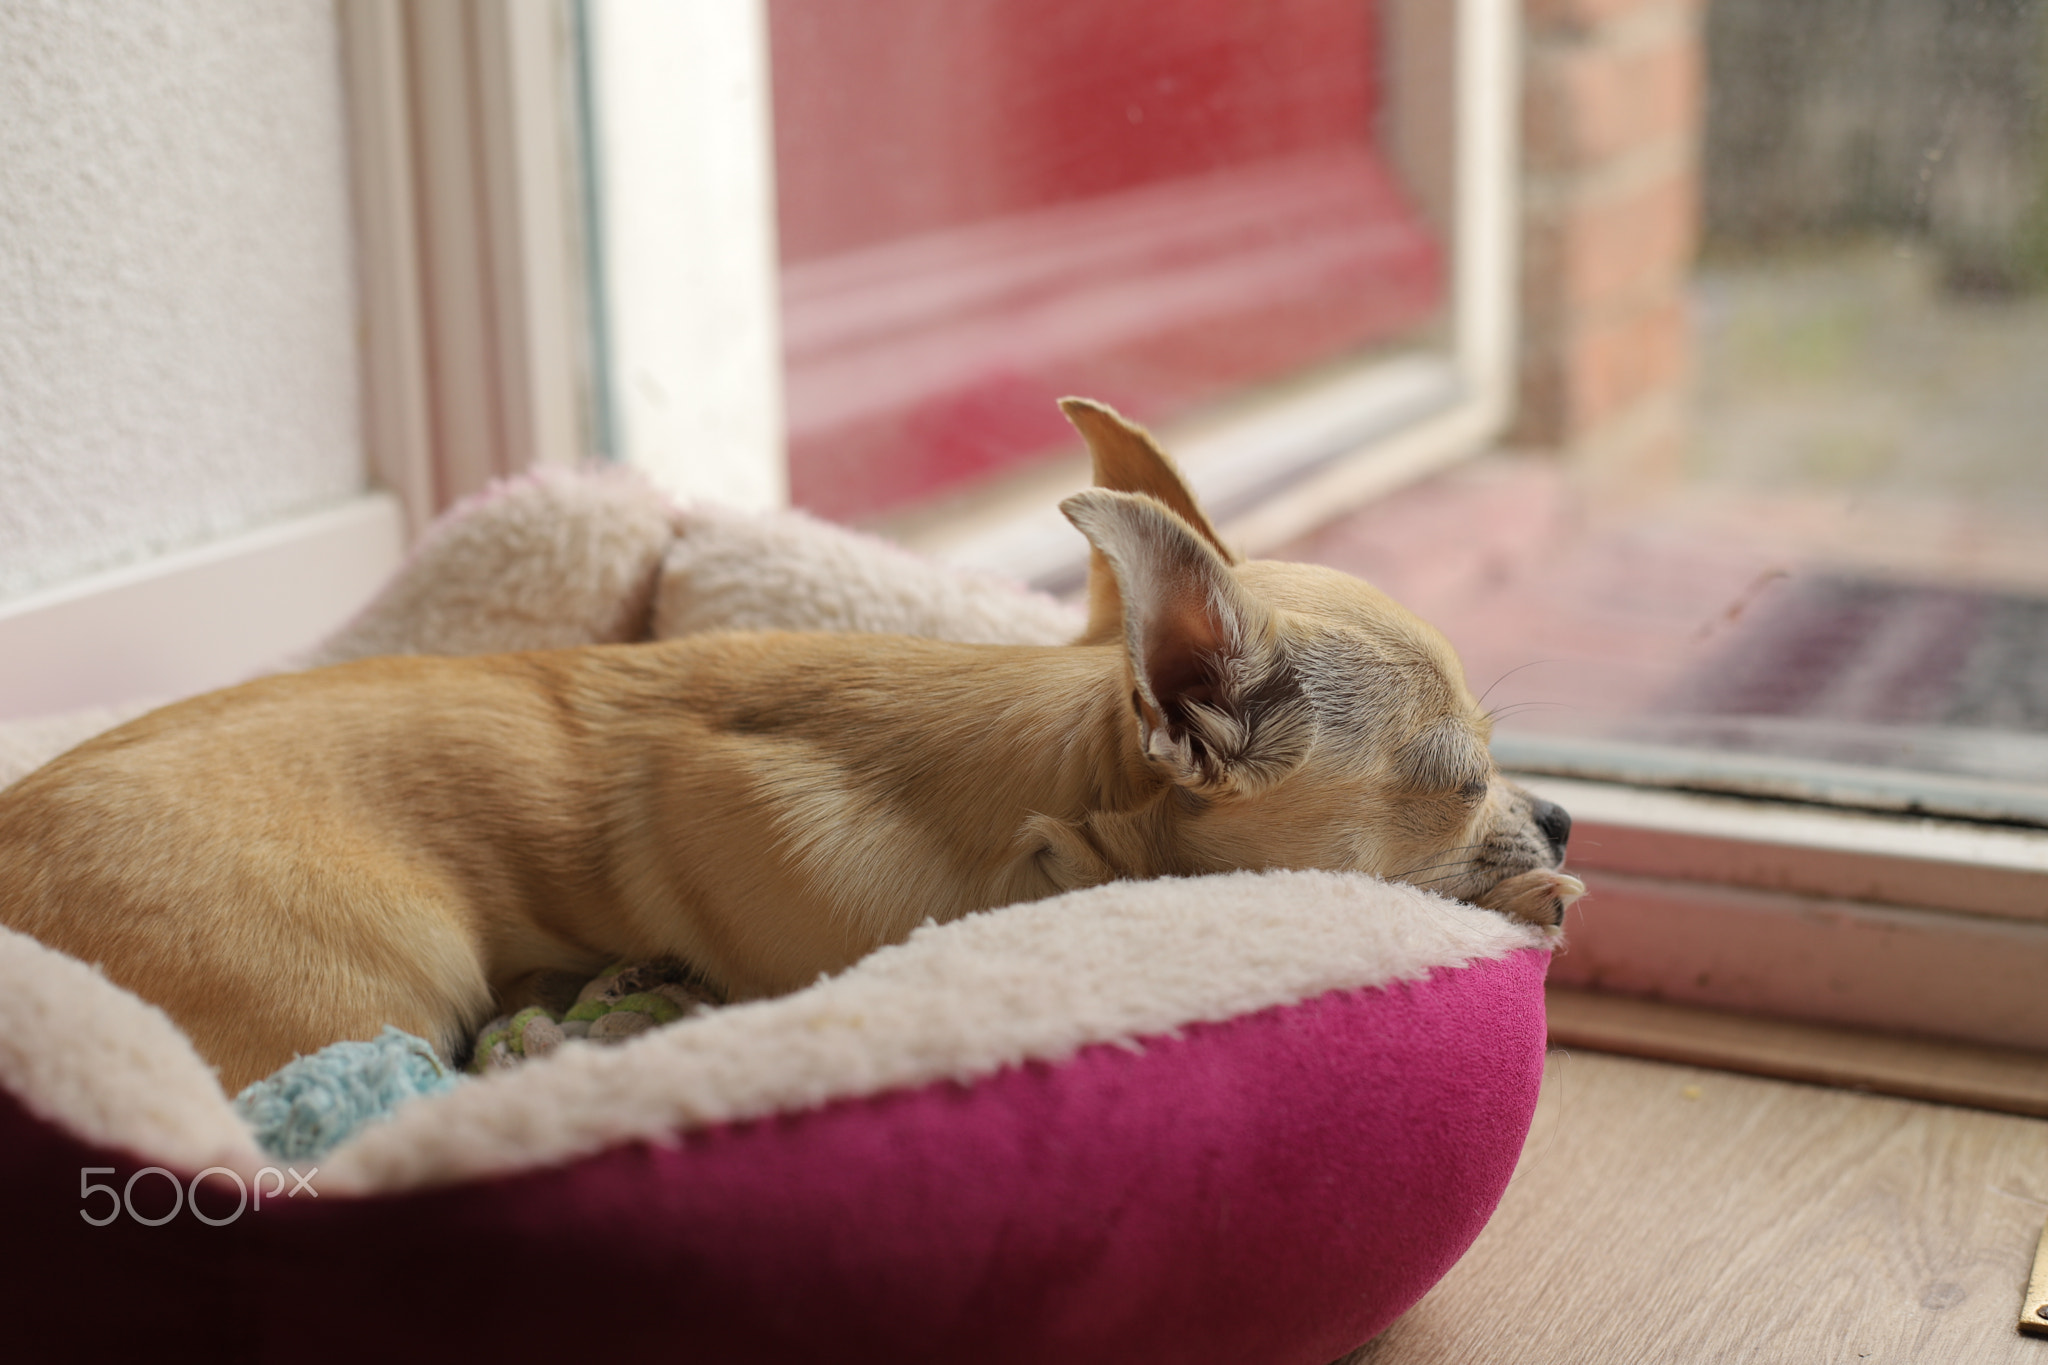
[769,0,1445,523]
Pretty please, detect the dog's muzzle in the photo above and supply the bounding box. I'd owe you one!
[1531,798,1571,863]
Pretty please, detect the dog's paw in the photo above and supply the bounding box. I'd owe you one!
[1473,867,1585,930]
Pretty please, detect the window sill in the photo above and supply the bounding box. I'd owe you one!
[1516,773,2048,1109]
[0,492,404,723]
[1546,985,2048,1120]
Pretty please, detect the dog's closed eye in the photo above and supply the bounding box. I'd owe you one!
[1394,718,1490,795]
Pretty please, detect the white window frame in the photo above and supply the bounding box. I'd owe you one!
[1528,778,2048,1077]
[578,0,787,513]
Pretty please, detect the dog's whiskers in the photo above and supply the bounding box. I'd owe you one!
[1385,844,1488,882]
[1475,659,1558,711]
[1390,858,1481,882]
[1406,864,1483,889]
[1484,701,1571,724]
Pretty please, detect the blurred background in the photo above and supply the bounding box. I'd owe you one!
[1289,0,2048,821]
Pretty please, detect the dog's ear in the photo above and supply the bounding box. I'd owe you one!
[1061,489,1309,795]
[1058,398,1237,645]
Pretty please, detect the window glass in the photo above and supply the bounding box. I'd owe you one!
[1285,0,2048,823]
[766,0,1455,523]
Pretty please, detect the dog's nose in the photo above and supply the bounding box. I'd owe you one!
[1531,798,1571,861]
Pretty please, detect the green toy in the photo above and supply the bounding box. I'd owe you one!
[469,961,723,1074]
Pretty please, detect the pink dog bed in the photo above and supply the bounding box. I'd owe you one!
[0,894,1546,1361]
[0,474,1552,1360]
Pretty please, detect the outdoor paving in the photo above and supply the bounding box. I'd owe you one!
[1277,244,2048,791]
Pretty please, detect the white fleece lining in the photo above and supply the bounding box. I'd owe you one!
[656,503,1082,645]
[319,871,1541,1194]
[0,870,1540,1193]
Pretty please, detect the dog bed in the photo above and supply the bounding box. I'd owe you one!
[0,472,1553,1361]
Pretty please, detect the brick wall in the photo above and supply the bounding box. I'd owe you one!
[1516,0,1705,492]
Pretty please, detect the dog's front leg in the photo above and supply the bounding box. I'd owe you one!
[1474,867,1586,930]
[1020,813,1118,894]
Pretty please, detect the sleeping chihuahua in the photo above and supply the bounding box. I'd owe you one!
[0,400,1579,1091]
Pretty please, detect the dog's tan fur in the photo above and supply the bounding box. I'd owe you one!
[0,401,1577,1091]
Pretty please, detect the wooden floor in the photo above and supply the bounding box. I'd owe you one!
[1342,1051,2048,1363]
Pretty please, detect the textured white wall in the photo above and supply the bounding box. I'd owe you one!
[0,0,364,600]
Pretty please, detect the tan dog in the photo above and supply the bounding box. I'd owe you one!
[0,401,1579,1091]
